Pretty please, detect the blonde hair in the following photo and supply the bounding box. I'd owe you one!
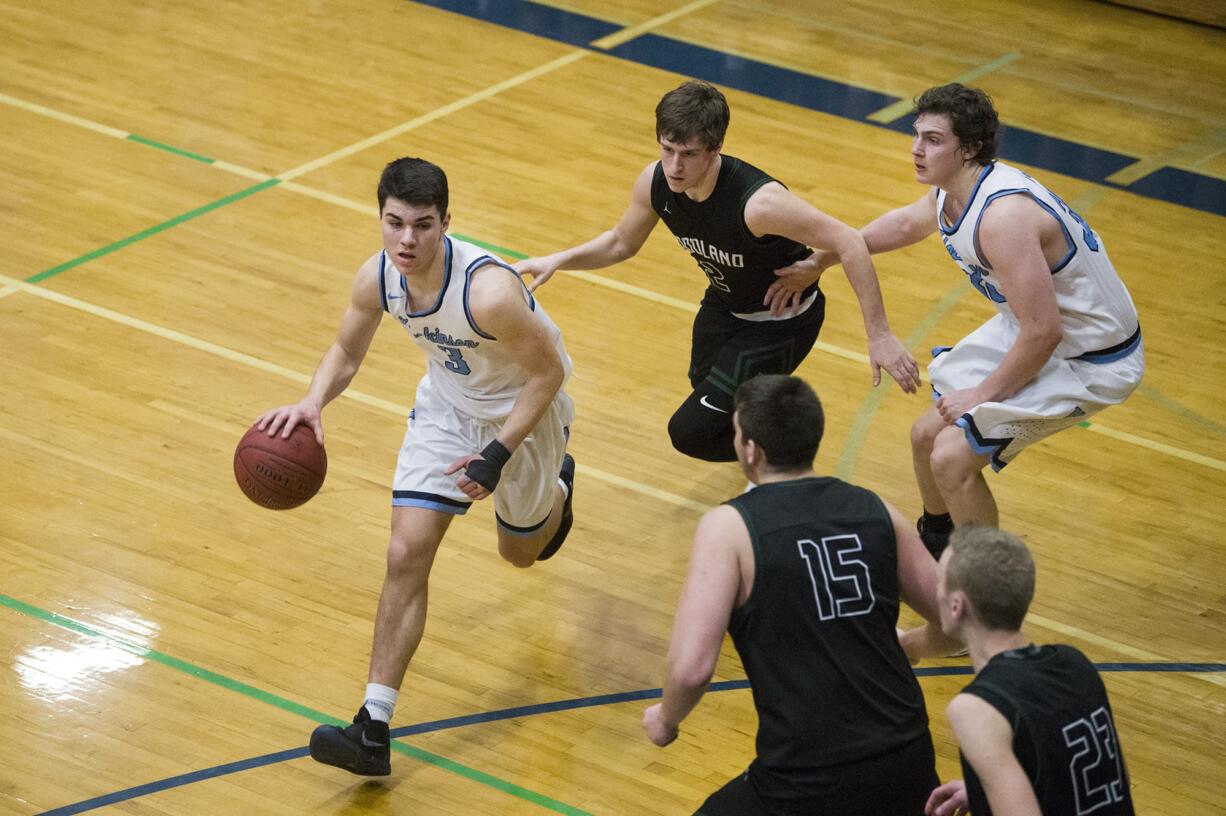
[945,526,1035,631]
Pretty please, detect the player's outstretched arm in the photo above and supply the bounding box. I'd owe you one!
[947,694,1042,816]
[745,184,920,393]
[444,265,565,500]
[888,500,965,661]
[513,163,660,291]
[860,190,939,254]
[257,256,384,444]
[644,505,744,747]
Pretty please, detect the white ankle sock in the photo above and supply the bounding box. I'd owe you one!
[363,683,398,723]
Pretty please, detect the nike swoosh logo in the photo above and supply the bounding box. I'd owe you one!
[361,733,388,748]
[699,395,728,413]
[387,294,404,300]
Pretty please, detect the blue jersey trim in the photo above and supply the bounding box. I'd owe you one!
[405,236,453,319]
[462,257,535,339]
[973,189,1076,274]
[496,511,549,537]
[392,489,471,514]
[956,414,1012,472]
[378,251,389,312]
[1076,325,1142,364]
[939,163,995,236]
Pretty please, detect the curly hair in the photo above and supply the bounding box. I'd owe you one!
[914,83,1000,165]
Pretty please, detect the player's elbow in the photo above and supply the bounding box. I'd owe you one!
[1032,319,1063,356]
[667,643,718,691]
[671,660,715,692]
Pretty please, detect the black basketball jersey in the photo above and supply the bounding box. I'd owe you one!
[961,645,1135,816]
[724,477,930,800]
[650,156,816,314]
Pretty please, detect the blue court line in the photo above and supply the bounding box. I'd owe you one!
[36,663,1226,815]
[410,0,1226,217]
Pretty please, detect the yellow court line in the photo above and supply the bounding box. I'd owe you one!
[277,50,590,182]
[0,274,707,513]
[867,52,1021,124]
[590,0,720,50]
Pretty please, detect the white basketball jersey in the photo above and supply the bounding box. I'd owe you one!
[378,235,572,420]
[936,162,1140,360]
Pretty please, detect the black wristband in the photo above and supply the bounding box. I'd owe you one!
[464,439,511,492]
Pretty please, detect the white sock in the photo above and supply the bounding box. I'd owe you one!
[363,683,398,723]
[557,476,570,501]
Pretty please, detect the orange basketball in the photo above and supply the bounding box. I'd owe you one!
[233,423,327,510]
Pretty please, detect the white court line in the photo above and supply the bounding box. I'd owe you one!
[277,50,589,182]
[1029,613,1226,689]
[1,89,1219,470]
[0,274,707,513]
[6,267,1212,674]
[591,0,720,50]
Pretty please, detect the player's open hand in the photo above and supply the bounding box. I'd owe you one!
[868,333,921,393]
[445,454,493,500]
[255,400,324,446]
[642,703,679,747]
[764,254,829,317]
[513,257,560,292]
[925,779,969,816]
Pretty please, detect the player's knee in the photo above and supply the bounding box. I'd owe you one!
[910,409,943,453]
[930,429,979,486]
[497,534,538,569]
[385,531,439,582]
[668,407,734,462]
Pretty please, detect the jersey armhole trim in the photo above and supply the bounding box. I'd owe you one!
[973,189,1075,274]
[463,257,534,341]
[726,499,758,611]
[377,251,389,312]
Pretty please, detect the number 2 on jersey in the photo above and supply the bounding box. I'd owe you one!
[1062,706,1127,815]
[797,535,876,620]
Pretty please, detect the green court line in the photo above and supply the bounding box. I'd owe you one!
[26,179,281,284]
[835,279,968,480]
[453,232,527,260]
[126,134,215,164]
[0,592,592,815]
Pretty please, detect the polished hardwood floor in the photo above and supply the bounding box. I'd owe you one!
[2,1,1223,813]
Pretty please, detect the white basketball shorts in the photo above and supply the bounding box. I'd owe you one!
[392,376,574,533]
[929,314,1143,471]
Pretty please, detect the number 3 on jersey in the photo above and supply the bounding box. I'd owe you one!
[438,345,471,375]
[797,535,876,620]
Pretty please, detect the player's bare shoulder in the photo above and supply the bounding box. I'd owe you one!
[350,251,387,310]
[467,262,532,327]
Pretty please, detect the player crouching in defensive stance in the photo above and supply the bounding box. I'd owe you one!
[643,374,946,815]
[256,157,576,775]
[903,527,1135,816]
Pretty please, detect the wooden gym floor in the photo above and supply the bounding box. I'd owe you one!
[1,1,1223,813]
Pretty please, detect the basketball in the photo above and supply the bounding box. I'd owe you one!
[233,423,327,510]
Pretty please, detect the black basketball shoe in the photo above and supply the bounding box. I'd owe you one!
[917,514,952,561]
[309,706,390,776]
[537,454,575,561]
